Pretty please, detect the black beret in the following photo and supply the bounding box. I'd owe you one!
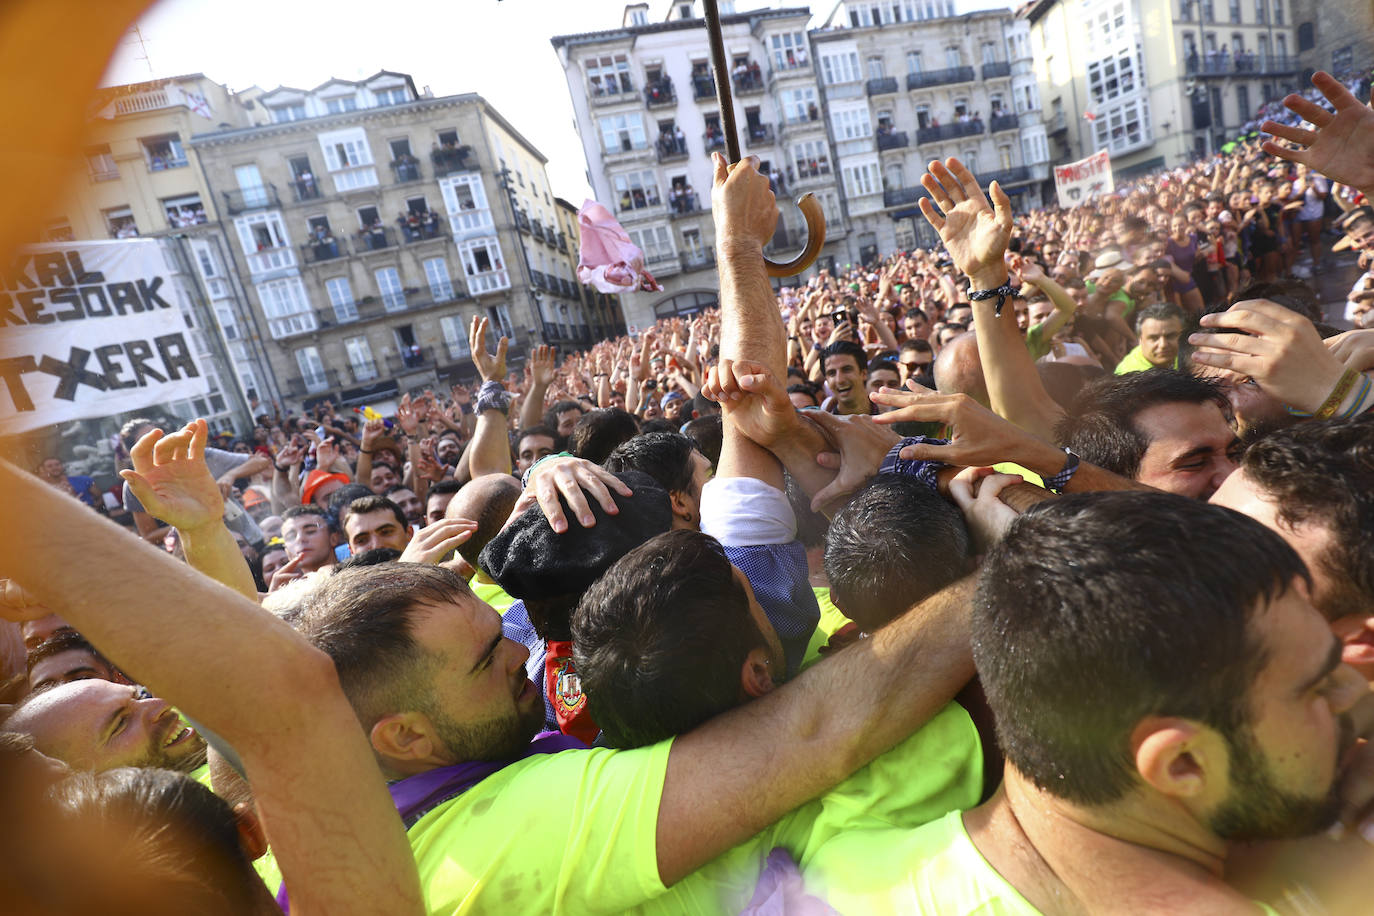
[479,470,672,605]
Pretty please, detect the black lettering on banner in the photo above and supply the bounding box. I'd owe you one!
[49,288,82,322]
[38,349,108,401]
[81,286,112,319]
[154,333,198,381]
[108,282,143,315]
[17,290,51,325]
[123,339,167,386]
[137,277,172,311]
[32,252,72,288]
[0,293,21,328]
[95,344,136,390]
[1,255,37,291]
[0,356,38,411]
[66,251,105,286]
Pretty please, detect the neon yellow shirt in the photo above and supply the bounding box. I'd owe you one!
[807,809,1283,915]
[469,571,516,616]
[408,702,982,914]
[190,763,283,896]
[1115,346,1176,375]
[801,587,856,669]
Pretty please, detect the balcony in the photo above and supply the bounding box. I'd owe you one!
[556,232,569,253]
[680,249,716,271]
[300,238,348,264]
[644,80,676,108]
[692,76,716,101]
[1185,53,1300,76]
[745,123,775,149]
[603,137,652,160]
[876,129,909,151]
[981,166,1033,187]
[866,76,899,96]
[668,189,704,218]
[386,347,430,375]
[883,186,930,209]
[658,134,689,162]
[990,113,1019,133]
[465,267,510,296]
[915,120,985,144]
[398,217,446,244]
[782,108,823,131]
[1048,110,1068,135]
[285,370,340,398]
[148,154,189,172]
[431,144,476,177]
[703,129,726,154]
[349,361,381,385]
[390,158,422,183]
[531,220,547,242]
[790,161,832,183]
[590,80,637,107]
[513,208,532,232]
[733,70,765,96]
[981,61,1011,80]
[906,66,976,90]
[356,226,395,252]
[222,185,280,215]
[289,177,322,202]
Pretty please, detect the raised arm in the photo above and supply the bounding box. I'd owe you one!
[0,460,423,916]
[466,315,514,479]
[1015,254,1078,343]
[1263,71,1374,199]
[919,158,1063,440]
[519,345,557,432]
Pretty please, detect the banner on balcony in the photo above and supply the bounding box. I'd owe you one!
[0,240,208,435]
[1053,150,1115,209]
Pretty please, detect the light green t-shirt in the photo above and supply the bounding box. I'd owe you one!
[801,587,856,669]
[190,763,284,896]
[806,809,1283,916]
[469,572,516,616]
[1115,346,1177,375]
[408,702,982,914]
[1024,321,1053,361]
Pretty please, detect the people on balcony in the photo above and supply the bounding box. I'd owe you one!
[646,76,674,104]
[669,184,698,214]
[308,225,339,259]
[657,126,688,158]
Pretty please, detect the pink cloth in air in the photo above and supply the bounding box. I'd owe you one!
[576,199,661,293]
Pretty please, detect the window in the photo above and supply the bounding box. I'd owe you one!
[1255,0,1266,23]
[345,337,377,381]
[270,102,307,123]
[1086,48,1140,104]
[142,134,187,170]
[86,145,118,181]
[104,206,138,239]
[613,170,662,211]
[487,304,515,339]
[586,54,634,96]
[981,42,997,65]
[630,8,648,25]
[318,127,378,191]
[324,95,358,114]
[906,50,923,74]
[1092,96,1151,153]
[628,225,674,262]
[424,258,456,301]
[375,267,405,312]
[459,238,509,294]
[998,145,1013,169]
[843,161,880,197]
[294,346,328,389]
[235,212,294,273]
[1276,34,1287,59]
[440,315,471,359]
[820,50,861,84]
[770,31,807,69]
[781,87,818,122]
[866,55,886,80]
[325,277,357,322]
[375,86,409,106]
[1273,0,1282,24]
[260,278,316,338]
[1229,0,1241,21]
[830,106,872,140]
[598,113,648,153]
[1236,84,1251,121]
[945,47,961,69]
[163,193,206,228]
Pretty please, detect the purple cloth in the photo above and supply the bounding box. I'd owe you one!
[576,199,662,293]
[274,730,586,912]
[741,848,840,916]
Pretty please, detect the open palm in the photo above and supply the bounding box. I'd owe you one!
[120,420,225,531]
[1263,72,1374,194]
[917,158,1012,283]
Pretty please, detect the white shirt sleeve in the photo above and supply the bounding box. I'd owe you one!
[699,476,797,547]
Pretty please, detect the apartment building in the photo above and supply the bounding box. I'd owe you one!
[189,72,620,409]
[51,73,272,431]
[1024,0,1301,176]
[811,1,1050,256]
[553,1,845,330]
[1289,0,1374,82]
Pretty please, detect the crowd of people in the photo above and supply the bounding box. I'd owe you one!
[7,70,1374,914]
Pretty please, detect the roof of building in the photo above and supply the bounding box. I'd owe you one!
[255,70,418,103]
[550,5,812,51]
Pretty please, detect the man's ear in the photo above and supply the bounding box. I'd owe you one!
[740,647,775,699]
[669,489,694,525]
[369,712,438,763]
[1132,716,1220,802]
[231,801,269,861]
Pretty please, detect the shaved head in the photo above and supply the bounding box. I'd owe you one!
[447,473,522,567]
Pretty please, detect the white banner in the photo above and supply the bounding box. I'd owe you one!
[0,240,208,435]
[1054,150,1115,209]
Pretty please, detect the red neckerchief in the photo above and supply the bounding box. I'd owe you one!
[545,640,599,745]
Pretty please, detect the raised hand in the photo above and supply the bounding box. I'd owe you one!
[710,152,779,252]
[528,344,558,388]
[360,417,386,450]
[808,410,901,514]
[315,436,342,473]
[1262,71,1374,196]
[120,419,225,533]
[414,437,446,483]
[918,157,1013,289]
[399,517,478,565]
[469,315,508,383]
[702,358,799,450]
[395,393,421,437]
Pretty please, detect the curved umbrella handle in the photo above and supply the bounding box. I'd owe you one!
[764,193,826,278]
